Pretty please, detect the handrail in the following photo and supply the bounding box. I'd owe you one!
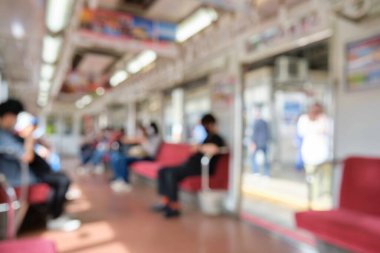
[201,148,229,192]
[0,173,18,239]
[0,149,30,234]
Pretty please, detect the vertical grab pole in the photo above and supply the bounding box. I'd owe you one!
[201,156,211,192]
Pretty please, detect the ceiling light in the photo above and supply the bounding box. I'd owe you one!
[40,64,55,80]
[96,87,105,96]
[75,94,93,109]
[110,70,128,87]
[46,0,74,33]
[11,21,25,39]
[38,91,49,99]
[127,50,157,74]
[75,100,84,109]
[37,98,48,107]
[37,92,49,107]
[82,95,92,104]
[43,36,63,63]
[176,8,218,42]
[39,80,51,92]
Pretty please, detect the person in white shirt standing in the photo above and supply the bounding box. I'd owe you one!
[297,102,332,202]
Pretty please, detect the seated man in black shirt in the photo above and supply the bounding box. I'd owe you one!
[152,114,226,218]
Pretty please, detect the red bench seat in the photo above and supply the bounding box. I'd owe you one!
[131,142,192,180]
[0,239,56,253]
[131,142,229,192]
[180,153,229,192]
[295,157,380,253]
[15,183,50,205]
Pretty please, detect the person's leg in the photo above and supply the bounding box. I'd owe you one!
[151,167,172,212]
[109,152,123,180]
[163,165,198,218]
[40,172,71,218]
[157,168,167,196]
[317,163,332,198]
[251,149,259,174]
[305,164,317,207]
[262,147,270,176]
[123,157,141,183]
[91,149,104,166]
[80,146,93,165]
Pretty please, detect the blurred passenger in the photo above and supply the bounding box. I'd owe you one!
[297,102,331,198]
[79,127,96,169]
[249,107,270,176]
[15,112,61,172]
[151,114,226,218]
[89,128,111,174]
[0,99,36,185]
[110,122,161,193]
[192,121,207,144]
[0,99,80,231]
[294,114,304,171]
[14,112,80,231]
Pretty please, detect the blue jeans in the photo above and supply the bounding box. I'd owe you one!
[251,146,270,176]
[91,149,105,166]
[80,144,94,165]
[109,152,152,182]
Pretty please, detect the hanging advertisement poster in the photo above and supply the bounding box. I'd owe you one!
[346,33,380,91]
[79,8,177,42]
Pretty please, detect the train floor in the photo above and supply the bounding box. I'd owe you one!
[21,158,315,253]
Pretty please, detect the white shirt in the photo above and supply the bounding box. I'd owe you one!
[297,114,331,166]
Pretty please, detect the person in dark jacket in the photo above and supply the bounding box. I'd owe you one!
[249,108,270,176]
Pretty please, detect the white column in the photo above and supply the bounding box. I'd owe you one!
[171,88,185,143]
[127,101,137,137]
[73,113,81,136]
[224,51,244,215]
[0,73,8,103]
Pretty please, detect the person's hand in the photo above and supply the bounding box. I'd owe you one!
[200,144,219,157]
[37,146,50,159]
[191,145,199,153]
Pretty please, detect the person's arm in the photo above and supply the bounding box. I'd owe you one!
[199,144,220,157]
[22,134,34,163]
[35,137,51,150]
[199,135,227,156]
[121,134,145,145]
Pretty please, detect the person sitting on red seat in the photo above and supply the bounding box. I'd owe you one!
[151,114,226,218]
[0,99,80,231]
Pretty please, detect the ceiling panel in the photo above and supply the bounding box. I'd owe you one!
[77,53,115,75]
[0,0,43,108]
[98,0,120,9]
[145,0,201,23]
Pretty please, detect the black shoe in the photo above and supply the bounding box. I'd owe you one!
[150,204,168,213]
[163,208,181,219]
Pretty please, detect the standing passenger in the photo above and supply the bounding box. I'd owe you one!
[249,107,270,176]
[297,102,331,198]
